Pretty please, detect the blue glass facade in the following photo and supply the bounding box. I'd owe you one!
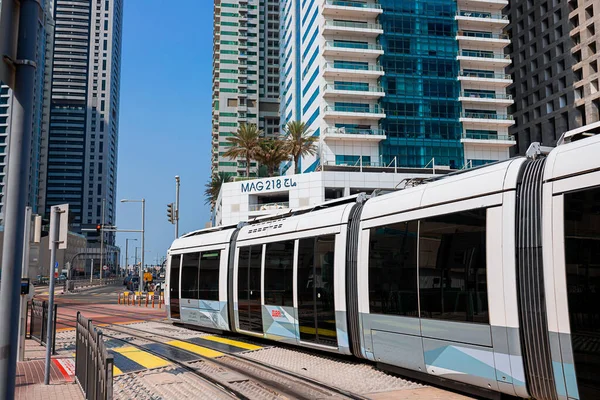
[378,0,463,169]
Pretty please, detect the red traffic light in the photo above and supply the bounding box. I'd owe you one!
[96,224,102,233]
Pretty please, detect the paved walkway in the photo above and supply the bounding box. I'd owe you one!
[15,339,83,400]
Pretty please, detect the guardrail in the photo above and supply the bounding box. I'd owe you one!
[29,300,57,354]
[75,312,114,400]
[66,278,120,293]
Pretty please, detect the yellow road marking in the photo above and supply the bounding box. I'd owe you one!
[299,326,337,337]
[113,346,170,369]
[202,335,262,351]
[113,365,123,376]
[167,340,224,358]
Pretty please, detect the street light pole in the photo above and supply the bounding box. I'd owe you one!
[0,1,41,397]
[121,198,145,290]
[100,198,105,279]
[175,176,180,238]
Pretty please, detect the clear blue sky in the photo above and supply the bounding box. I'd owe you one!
[115,0,213,267]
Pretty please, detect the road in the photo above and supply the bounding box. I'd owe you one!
[34,283,166,331]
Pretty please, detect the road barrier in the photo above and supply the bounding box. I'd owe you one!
[75,311,114,400]
[66,278,120,293]
[29,300,57,354]
[118,291,164,308]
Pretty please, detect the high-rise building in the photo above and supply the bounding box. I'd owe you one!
[40,0,123,245]
[280,0,515,173]
[0,0,55,224]
[212,0,281,178]
[506,0,600,154]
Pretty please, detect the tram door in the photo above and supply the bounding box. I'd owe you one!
[238,246,263,333]
[564,187,600,399]
[169,254,181,320]
[297,235,337,346]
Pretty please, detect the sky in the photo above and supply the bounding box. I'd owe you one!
[115,0,213,267]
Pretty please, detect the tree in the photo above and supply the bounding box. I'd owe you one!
[222,123,263,177]
[204,172,230,210]
[284,121,318,174]
[254,138,291,177]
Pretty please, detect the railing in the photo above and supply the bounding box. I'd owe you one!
[324,20,382,30]
[460,91,513,99]
[67,278,121,293]
[75,312,114,400]
[460,112,514,120]
[324,105,385,114]
[459,70,511,79]
[458,31,510,40]
[462,132,515,141]
[460,50,511,59]
[325,127,386,135]
[457,10,508,20]
[325,40,383,51]
[325,0,382,9]
[325,83,384,92]
[29,300,57,354]
[325,62,384,72]
[249,202,290,211]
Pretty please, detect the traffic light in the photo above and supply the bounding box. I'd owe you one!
[96,224,102,233]
[167,203,174,224]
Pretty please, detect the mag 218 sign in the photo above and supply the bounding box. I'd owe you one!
[241,177,297,193]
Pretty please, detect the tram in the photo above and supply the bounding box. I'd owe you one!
[166,130,600,400]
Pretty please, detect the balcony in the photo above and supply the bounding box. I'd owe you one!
[459,112,515,126]
[461,132,516,146]
[457,31,511,48]
[323,83,385,99]
[323,104,386,120]
[323,127,386,141]
[456,10,509,28]
[458,91,513,105]
[456,0,508,10]
[323,62,385,78]
[458,70,512,87]
[323,40,384,58]
[323,0,383,18]
[323,20,383,37]
[457,50,511,68]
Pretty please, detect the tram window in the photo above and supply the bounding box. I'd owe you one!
[565,187,600,398]
[264,240,294,307]
[199,251,220,301]
[180,252,200,299]
[369,221,418,316]
[419,209,488,324]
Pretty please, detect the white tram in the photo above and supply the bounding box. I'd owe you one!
[166,132,600,400]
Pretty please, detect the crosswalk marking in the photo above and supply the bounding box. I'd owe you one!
[166,340,224,358]
[112,346,171,369]
[201,335,262,351]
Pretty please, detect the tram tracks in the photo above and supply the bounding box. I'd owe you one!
[59,312,367,400]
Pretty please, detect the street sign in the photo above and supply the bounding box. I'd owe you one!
[0,0,19,88]
[154,266,160,271]
[102,265,108,271]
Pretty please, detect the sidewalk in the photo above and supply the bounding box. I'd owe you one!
[15,339,83,400]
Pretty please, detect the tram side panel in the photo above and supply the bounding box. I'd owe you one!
[356,160,530,396]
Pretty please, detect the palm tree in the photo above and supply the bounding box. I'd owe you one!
[254,138,291,177]
[204,172,230,210]
[284,121,318,174]
[222,123,263,177]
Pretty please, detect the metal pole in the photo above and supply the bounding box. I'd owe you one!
[44,206,60,384]
[0,1,41,397]
[90,259,93,284]
[18,207,32,362]
[125,239,129,276]
[140,199,145,290]
[100,198,105,280]
[175,176,180,239]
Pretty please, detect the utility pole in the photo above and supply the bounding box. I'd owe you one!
[0,1,42,398]
[18,207,32,362]
[100,198,105,279]
[175,175,180,238]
